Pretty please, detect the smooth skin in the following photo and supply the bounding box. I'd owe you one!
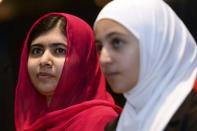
[95,19,140,94]
[28,25,67,103]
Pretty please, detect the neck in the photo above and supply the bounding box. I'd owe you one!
[46,96,52,106]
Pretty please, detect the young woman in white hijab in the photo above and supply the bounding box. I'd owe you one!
[94,0,197,131]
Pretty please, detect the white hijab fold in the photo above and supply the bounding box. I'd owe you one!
[94,0,197,130]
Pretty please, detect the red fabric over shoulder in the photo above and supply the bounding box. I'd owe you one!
[15,12,121,131]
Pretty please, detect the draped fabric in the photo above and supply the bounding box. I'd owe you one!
[95,0,197,131]
[194,78,197,92]
[15,12,121,131]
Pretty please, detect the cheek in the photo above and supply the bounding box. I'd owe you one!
[55,59,65,77]
[123,49,140,86]
[27,59,37,78]
[125,46,140,71]
[126,58,139,79]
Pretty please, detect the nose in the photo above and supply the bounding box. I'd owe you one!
[39,50,53,67]
[99,47,112,66]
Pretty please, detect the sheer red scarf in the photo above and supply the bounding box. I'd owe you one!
[15,13,121,131]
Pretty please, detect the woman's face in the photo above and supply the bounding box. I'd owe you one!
[28,26,67,97]
[95,19,140,94]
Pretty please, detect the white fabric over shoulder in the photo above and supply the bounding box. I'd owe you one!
[94,0,197,131]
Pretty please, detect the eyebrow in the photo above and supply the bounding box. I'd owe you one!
[50,43,67,48]
[106,32,126,38]
[30,43,67,48]
[96,32,126,43]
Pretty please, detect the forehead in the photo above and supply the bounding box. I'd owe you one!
[95,19,137,42]
[95,19,132,37]
[31,27,67,46]
[95,19,127,32]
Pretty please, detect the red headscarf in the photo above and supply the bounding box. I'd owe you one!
[194,78,197,92]
[15,12,121,131]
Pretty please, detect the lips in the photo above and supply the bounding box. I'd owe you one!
[37,72,55,80]
[104,71,120,77]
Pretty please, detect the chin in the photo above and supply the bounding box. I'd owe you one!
[110,86,125,94]
[40,90,54,97]
[36,86,55,96]
[110,82,132,94]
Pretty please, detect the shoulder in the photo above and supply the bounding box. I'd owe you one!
[66,102,121,131]
[165,89,197,131]
[82,105,120,123]
[104,116,120,131]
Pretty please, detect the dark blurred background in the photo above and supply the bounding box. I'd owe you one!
[0,0,196,130]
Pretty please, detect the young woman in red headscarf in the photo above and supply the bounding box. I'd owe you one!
[14,12,121,131]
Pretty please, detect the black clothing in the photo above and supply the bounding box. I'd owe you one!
[105,88,197,131]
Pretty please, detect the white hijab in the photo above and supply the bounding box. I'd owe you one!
[94,0,197,131]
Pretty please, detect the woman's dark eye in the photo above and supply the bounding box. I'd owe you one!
[96,43,103,53]
[30,48,43,56]
[111,38,124,49]
[54,48,66,55]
